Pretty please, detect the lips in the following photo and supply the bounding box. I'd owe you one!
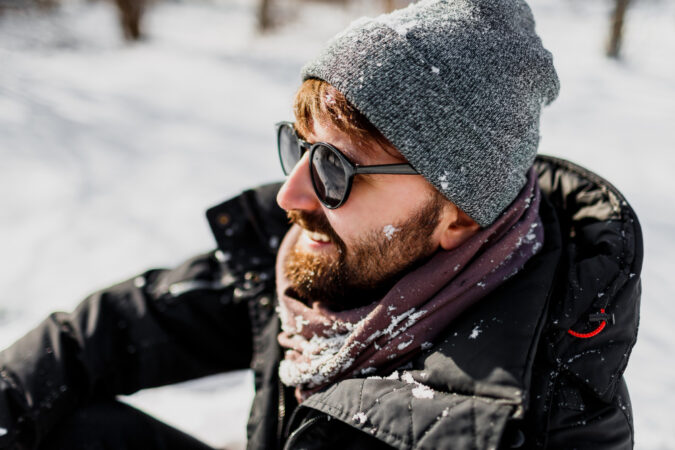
[287,210,341,250]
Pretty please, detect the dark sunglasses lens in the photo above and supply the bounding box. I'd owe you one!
[311,145,348,208]
[278,125,302,175]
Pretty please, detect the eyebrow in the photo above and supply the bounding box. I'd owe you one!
[301,135,368,166]
[335,137,385,166]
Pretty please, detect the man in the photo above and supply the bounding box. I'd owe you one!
[0,0,642,449]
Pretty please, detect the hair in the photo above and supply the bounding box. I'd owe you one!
[293,78,397,159]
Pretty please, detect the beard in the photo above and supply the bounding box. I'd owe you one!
[283,194,444,310]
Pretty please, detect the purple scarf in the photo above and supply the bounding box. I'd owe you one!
[277,169,543,401]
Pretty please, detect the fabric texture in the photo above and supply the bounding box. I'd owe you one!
[302,0,560,226]
[277,169,543,401]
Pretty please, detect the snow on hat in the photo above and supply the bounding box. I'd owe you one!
[301,0,559,227]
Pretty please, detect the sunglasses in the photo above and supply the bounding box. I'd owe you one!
[276,121,418,209]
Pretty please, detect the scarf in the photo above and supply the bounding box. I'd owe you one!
[277,168,544,401]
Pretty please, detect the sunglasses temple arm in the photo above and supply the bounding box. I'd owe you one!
[354,164,418,175]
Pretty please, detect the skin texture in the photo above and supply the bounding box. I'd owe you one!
[276,120,480,309]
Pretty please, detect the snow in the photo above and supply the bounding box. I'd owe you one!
[118,371,253,449]
[279,316,365,389]
[133,276,146,288]
[0,0,674,448]
[411,384,435,400]
[382,224,400,240]
[401,372,414,383]
[324,93,336,106]
[352,412,368,424]
[360,366,377,375]
[397,339,413,350]
[401,371,435,399]
[469,326,482,339]
[294,315,309,333]
[0,427,7,437]
[386,370,400,380]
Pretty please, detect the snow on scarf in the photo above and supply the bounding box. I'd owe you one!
[277,168,544,402]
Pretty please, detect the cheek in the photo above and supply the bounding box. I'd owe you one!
[323,178,436,243]
[324,200,412,245]
[323,210,361,244]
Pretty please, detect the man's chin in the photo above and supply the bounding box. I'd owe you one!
[284,242,340,296]
[283,247,390,311]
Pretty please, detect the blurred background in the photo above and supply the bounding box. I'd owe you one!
[0,0,673,448]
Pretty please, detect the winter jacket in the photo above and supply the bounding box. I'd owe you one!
[0,155,642,449]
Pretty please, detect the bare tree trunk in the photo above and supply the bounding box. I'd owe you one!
[115,0,144,40]
[607,0,631,58]
[258,0,272,31]
[34,0,58,10]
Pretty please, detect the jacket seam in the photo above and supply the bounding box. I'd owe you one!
[408,395,415,448]
[617,392,634,448]
[415,397,471,448]
[470,398,478,450]
[361,382,409,417]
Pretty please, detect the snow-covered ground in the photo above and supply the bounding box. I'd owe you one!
[1,0,673,447]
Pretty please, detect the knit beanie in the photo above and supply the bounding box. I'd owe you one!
[301,0,559,227]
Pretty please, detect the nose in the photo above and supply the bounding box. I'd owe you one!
[276,152,322,212]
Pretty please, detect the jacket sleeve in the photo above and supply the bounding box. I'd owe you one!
[543,375,634,449]
[0,250,254,449]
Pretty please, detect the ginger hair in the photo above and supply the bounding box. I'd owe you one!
[293,79,397,159]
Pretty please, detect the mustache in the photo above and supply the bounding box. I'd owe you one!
[287,210,344,248]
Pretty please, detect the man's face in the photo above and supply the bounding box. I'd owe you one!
[276,121,454,309]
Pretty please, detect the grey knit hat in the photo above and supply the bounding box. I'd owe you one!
[301,0,559,227]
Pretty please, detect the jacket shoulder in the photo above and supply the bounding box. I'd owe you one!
[206,182,288,265]
[534,155,642,402]
[529,155,642,448]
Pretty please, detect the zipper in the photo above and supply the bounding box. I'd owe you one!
[276,379,287,449]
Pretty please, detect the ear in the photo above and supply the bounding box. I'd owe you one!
[438,206,481,251]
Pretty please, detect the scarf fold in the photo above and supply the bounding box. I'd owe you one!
[277,168,544,401]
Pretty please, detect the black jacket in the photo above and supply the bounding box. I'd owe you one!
[0,155,642,449]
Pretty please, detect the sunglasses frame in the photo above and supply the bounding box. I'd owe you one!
[276,121,418,209]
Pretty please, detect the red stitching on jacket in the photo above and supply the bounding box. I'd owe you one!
[567,309,607,338]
